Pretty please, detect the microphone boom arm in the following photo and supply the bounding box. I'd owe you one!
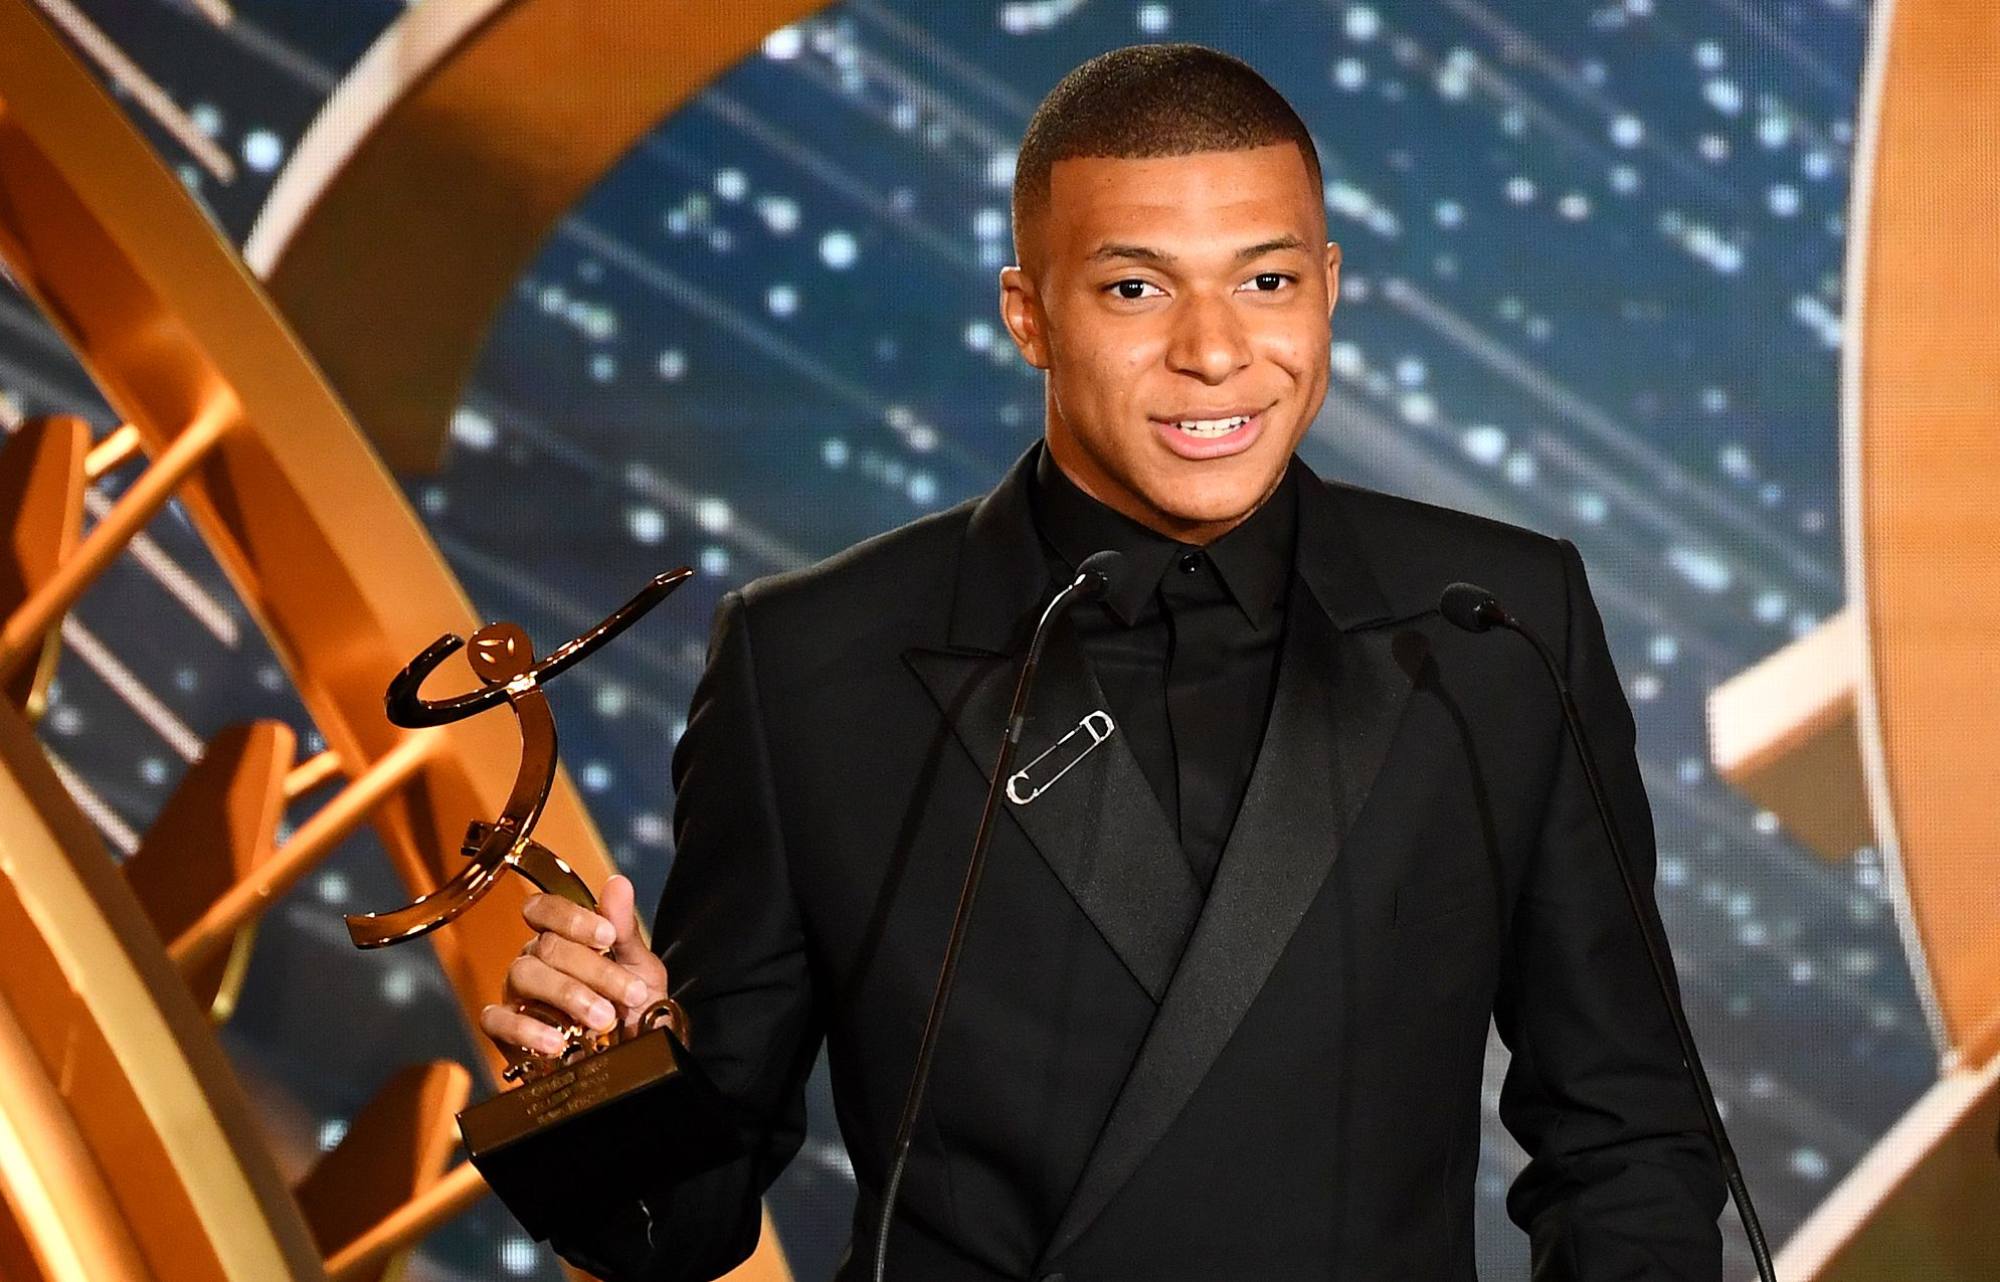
[873,554,1120,1282]
[1446,583,1777,1282]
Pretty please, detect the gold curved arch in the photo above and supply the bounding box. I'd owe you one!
[1839,0,2000,1069]
[1713,0,2000,1275]
[0,989,152,1282]
[0,0,795,1275]
[246,0,836,471]
[0,0,602,1104]
[0,702,325,1281]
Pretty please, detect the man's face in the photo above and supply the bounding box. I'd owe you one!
[1001,143,1339,543]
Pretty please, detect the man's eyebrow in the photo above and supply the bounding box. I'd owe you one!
[1087,242,1174,265]
[1085,235,1312,266]
[1232,234,1310,262]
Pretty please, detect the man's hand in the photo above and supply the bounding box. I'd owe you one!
[480,874,669,1057]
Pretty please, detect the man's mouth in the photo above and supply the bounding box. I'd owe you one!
[1172,414,1252,438]
[1152,406,1270,459]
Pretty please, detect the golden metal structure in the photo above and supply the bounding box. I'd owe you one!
[0,397,230,683]
[246,0,835,471]
[169,731,444,976]
[0,0,821,1274]
[121,720,293,1023]
[293,1062,472,1282]
[27,0,236,182]
[322,1161,488,1282]
[283,749,346,801]
[1707,608,1873,861]
[0,415,86,717]
[80,422,141,481]
[0,0,602,1089]
[0,699,325,1282]
[0,987,156,1281]
[1704,0,2000,1275]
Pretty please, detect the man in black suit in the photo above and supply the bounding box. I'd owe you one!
[480,44,1726,1281]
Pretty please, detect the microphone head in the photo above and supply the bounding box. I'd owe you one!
[1074,549,1128,602]
[1438,581,1503,633]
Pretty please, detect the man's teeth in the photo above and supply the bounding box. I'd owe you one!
[1174,415,1251,437]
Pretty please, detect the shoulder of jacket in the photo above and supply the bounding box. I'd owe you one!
[1318,477,1575,624]
[730,496,976,635]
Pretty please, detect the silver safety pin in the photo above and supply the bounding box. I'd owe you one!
[1006,710,1116,805]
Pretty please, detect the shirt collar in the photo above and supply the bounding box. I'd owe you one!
[1030,447,1299,628]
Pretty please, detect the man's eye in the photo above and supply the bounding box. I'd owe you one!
[1109,279,1162,300]
[1245,272,1293,292]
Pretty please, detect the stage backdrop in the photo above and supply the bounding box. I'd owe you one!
[1,2,1961,1279]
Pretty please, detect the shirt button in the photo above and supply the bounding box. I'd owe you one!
[1177,551,1203,574]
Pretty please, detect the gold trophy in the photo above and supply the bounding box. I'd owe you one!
[342,568,737,1239]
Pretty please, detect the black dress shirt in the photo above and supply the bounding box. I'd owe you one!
[1030,449,1298,889]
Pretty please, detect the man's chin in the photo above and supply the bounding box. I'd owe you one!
[1147,466,1286,526]
[1139,489,1269,536]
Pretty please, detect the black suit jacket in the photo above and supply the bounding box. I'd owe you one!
[532,445,1726,1281]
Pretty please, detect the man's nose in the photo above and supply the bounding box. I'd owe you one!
[1164,293,1252,384]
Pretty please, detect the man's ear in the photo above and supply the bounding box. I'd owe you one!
[1323,240,1342,318]
[999,265,1051,370]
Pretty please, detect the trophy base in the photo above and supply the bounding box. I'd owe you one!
[459,1028,741,1242]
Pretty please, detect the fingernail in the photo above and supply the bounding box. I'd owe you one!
[540,1032,564,1055]
[626,981,648,1006]
[590,999,615,1026]
[594,922,614,947]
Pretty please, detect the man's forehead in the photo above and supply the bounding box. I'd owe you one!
[1014,145,1323,275]
[1045,142,1316,196]
[1050,140,1307,170]
[1046,147,1317,217]
[1040,150,1324,257]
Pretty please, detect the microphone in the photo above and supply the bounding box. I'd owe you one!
[873,550,1126,1282]
[1436,582,1776,1282]
[1437,580,1505,633]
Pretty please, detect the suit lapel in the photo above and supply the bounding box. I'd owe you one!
[1044,468,1424,1259]
[901,443,1202,1003]
[905,626,1202,1003]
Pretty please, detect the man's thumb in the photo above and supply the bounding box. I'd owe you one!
[602,875,647,960]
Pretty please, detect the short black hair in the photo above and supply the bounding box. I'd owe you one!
[1012,44,1321,237]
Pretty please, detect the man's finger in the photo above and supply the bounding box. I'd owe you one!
[506,955,619,1032]
[522,891,615,949]
[530,931,656,1009]
[479,1002,565,1057]
[601,875,662,971]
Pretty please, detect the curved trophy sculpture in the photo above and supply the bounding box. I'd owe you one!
[344,569,735,1243]
[347,567,692,963]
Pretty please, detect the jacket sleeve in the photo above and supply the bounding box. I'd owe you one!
[544,589,824,1282]
[1493,538,1728,1281]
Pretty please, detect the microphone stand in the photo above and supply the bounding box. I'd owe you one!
[1443,584,1777,1282]
[872,556,1118,1282]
